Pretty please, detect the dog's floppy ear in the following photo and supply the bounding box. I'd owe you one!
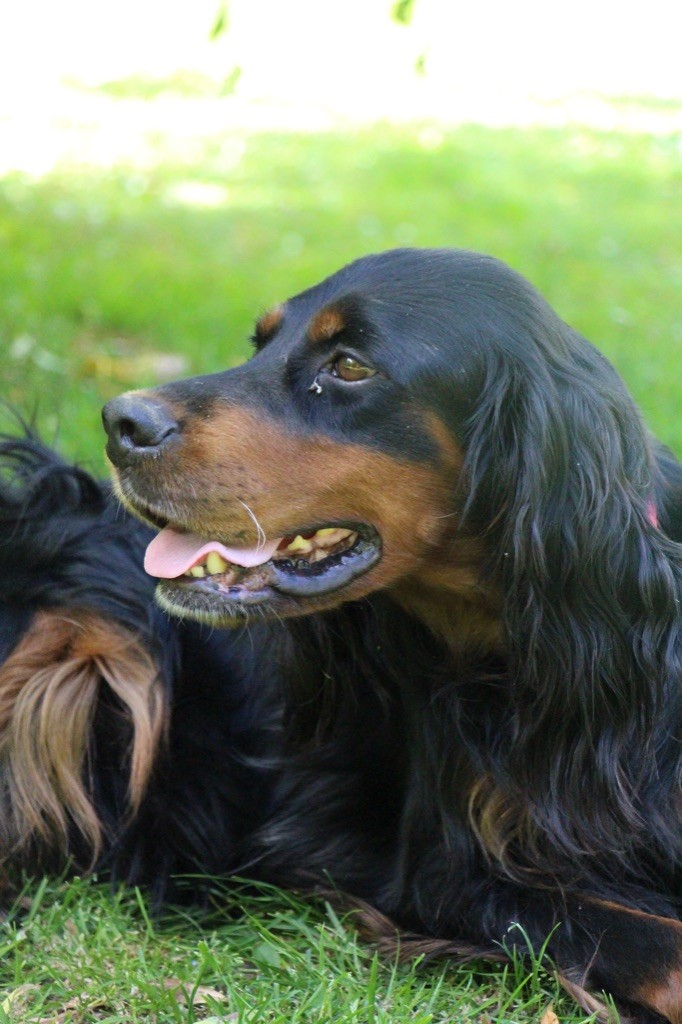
[463,328,682,869]
[653,440,682,541]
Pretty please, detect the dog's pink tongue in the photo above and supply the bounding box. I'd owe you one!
[144,526,281,578]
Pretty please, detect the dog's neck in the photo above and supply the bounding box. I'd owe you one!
[389,533,504,660]
[391,583,504,660]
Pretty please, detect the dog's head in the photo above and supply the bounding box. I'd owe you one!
[103,248,672,635]
[105,250,473,625]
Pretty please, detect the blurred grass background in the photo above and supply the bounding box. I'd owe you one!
[2,121,681,470]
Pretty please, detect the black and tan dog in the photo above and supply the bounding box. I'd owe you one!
[2,249,682,1022]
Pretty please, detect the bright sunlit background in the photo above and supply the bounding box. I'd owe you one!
[1,0,680,175]
[0,0,680,464]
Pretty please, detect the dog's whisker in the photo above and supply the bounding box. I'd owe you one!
[238,498,268,551]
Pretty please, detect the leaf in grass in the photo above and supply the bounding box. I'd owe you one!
[164,980,227,1007]
[253,940,282,968]
[191,985,228,1006]
[1,985,39,1016]
[540,1005,560,1024]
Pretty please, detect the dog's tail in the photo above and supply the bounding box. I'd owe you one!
[0,432,168,874]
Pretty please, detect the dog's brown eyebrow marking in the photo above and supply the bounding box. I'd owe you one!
[307,305,347,344]
[254,305,284,347]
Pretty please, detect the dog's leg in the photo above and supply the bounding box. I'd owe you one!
[488,891,682,1023]
[552,897,682,1024]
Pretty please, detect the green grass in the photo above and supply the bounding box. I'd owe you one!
[0,120,679,1020]
[0,878,595,1024]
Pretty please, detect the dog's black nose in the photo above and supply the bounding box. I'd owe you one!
[102,394,179,465]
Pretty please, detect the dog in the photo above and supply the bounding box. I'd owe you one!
[1,248,681,1022]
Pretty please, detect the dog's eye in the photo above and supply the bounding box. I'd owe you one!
[330,356,377,382]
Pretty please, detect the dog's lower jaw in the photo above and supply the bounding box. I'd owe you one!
[152,525,383,625]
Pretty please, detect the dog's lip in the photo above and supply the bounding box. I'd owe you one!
[107,473,174,532]
[161,520,378,578]
[143,519,372,575]
[154,523,382,620]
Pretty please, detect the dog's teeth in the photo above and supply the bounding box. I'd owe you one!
[287,535,314,554]
[206,552,228,575]
[273,527,358,564]
[314,528,351,547]
[189,565,206,578]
